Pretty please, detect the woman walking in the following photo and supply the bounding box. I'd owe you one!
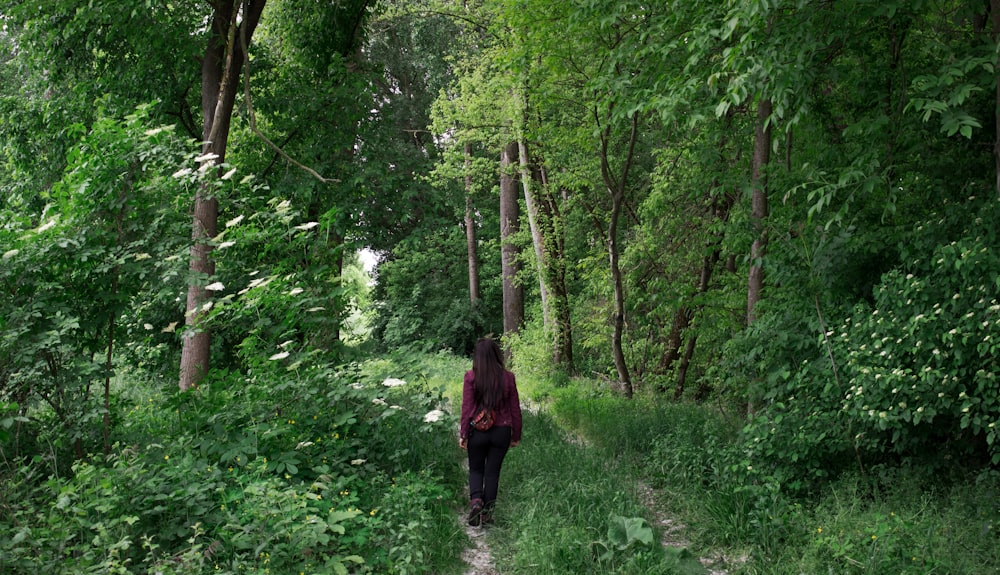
[459,338,522,526]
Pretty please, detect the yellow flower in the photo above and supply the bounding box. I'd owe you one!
[817,527,822,534]
[871,535,877,540]
[370,509,377,516]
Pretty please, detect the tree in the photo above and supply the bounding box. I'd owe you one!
[179,0,267,391]
[500,141,524,338]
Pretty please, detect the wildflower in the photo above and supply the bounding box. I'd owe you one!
[206,282,225,291]
[294,222,319,231]
[382,378,406,387]
[351,459,366,466]
[370,509,377,516]
[226,215,245,227]
[269,351,290,361]
[164,455,170,461]
[423,409,445,423]
[817,527,822,533]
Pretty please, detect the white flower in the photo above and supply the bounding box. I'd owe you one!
[287,287,304,296]
[279,340,295,348]
[195,152,219,163]
[423,409,445,423]
[217,241,235,249]
[350,382,364,390]
[37,219,56,233]
[351,459,366,466]
[307,307,326,312]
[226,215,245,227]
[172,168,192,178]
[134,252,151,260]
[205,282,225,291]
[221,167,237,180]
[294,222,320,231]
[382,378,406,387]
[143,323,154,330]
[2,249,18,260]
[161,321,178,333]
[372,397,388,406]
[269,351,290,361]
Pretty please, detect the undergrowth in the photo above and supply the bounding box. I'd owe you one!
[0,350,469,575]
[541,380,1000,575]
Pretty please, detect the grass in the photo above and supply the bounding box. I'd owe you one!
[521,377,1000,575]
[484,410,710,574]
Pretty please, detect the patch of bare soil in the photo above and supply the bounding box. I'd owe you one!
[461,520,499,575]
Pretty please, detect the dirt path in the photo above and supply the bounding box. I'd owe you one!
[460,519,499,575]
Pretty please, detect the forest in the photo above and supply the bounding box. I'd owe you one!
[1,0,999,573]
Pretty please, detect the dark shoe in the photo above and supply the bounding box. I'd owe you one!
[467,499,484,527]
[481,501,496,526]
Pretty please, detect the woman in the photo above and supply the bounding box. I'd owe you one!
[459,338,522,526]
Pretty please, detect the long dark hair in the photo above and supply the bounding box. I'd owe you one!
[472,338,505,410]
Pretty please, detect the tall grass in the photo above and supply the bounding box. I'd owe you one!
[485,411,708,574]
[540,379,1000,575]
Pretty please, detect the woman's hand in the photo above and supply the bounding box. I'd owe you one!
[510,440,520,448]
[459,437,468,450]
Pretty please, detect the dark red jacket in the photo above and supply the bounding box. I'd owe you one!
[460,369,522,442]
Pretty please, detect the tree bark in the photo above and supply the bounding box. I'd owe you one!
[518,138,551,329]
[464,142,481,304]
[747,98,772,326]
[598,110,639,397]
[179,1,266,391]
[500,142,524,338]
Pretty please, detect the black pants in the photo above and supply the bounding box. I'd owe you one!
[467,425,512,504]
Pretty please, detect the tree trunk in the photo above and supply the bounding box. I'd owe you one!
[500,142,524,338]
[992,0,1000,199]
[747,98,772,326]
[179,1,266,391]
[656,306,690,377]
[518,138,551,329]
[537,169,574,371]
[607,191,632,397]
[464,142,480,304]
[598,110,639,397]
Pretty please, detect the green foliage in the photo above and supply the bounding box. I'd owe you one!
[373,224,502,355]
[0,106,190,459]
[0,352,464,575]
